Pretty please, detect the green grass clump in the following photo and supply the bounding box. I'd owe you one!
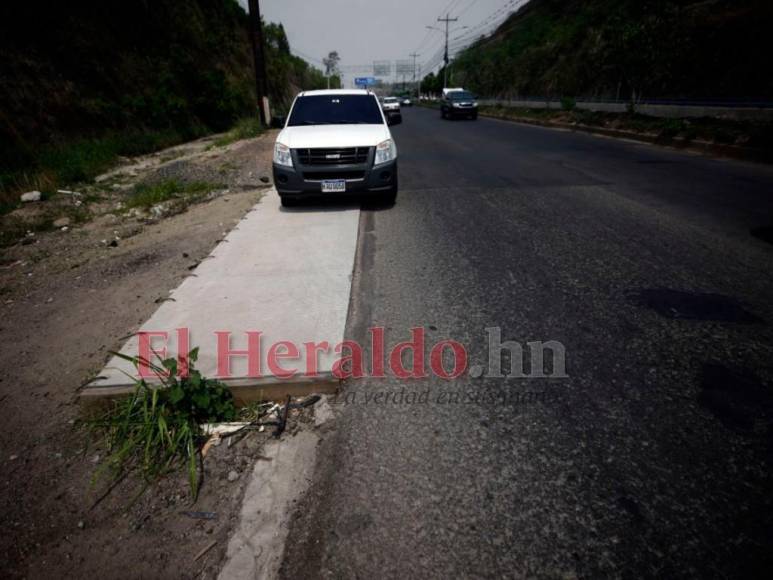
[85,348,236,500]
[126,179,217,209]
[214,116,264,147]
[0,130,191,216]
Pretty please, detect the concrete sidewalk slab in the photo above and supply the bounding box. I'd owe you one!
[81,189,359,405]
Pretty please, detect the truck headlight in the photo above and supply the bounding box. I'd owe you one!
[374,139,396,167]
[273,142,293,168]
[473,102,479,108]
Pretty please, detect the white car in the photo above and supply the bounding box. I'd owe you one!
[381,96,401,113]
[273,90,399,206]
[380,96,403,125]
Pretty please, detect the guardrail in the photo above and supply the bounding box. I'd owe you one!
[474,97,773,121]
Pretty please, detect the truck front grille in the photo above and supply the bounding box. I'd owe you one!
[296,147,371,166]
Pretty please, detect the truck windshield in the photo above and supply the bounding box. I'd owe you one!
[288,95,383,126]
[450,91,475,100]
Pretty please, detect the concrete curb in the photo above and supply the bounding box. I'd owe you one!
[217,429,321,580]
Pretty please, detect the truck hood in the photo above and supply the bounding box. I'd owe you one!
[276,124,391,149]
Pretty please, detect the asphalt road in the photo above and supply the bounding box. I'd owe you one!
[279,107,773,579]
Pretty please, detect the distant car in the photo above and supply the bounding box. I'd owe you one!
[401,97,413,107]
[272,89,399,206]
[440,90,478,120]
[380,96,402,124]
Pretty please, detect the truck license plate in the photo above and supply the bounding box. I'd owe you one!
[321,180,346,193]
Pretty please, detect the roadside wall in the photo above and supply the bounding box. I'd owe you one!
[477,99,773,121]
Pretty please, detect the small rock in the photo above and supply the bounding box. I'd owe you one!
[150,204,168,219]
[21,191,42,203]
[46,297,53,303]
[60,226,69,232]
[53,217,70,228]
[259,176,270,184]
[77,521,85,529]
[227,470,239,482]
[9,455,18,461]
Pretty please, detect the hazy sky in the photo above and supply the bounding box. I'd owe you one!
[238,0,524,85]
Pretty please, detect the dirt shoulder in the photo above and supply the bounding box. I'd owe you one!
[0,129,295,578]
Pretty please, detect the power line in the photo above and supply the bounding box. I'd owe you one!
[457,0,483,18]
[417,0,531,82]
[449,0,527,49]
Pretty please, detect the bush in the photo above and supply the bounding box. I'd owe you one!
[561,96,576,111]
[85,348,236,499]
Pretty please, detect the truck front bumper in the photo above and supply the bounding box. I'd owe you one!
[273,159,397,198]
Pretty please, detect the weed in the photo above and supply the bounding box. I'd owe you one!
[560,96,576,111]
[84,348,236,500]
[214,116,264,147]
[0,215,32,248]
[0,130,189,215]
[659,118,684,139]
[126,180,217,209]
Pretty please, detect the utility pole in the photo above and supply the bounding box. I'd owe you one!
[409,52,420,98]
[438,14,458,89]
[247,0,270,126]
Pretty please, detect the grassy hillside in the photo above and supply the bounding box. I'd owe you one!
[0,0,325,207]
[440,0,773,100]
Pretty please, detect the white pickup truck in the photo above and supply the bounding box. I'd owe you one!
[272,90,399,207]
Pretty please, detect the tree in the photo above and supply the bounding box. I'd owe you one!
[421,71,443,96]
[323,51,340,78]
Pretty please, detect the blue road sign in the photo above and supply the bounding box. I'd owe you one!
[355,77,376,87]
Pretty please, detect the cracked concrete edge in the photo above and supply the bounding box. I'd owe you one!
[217,395,336,580]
